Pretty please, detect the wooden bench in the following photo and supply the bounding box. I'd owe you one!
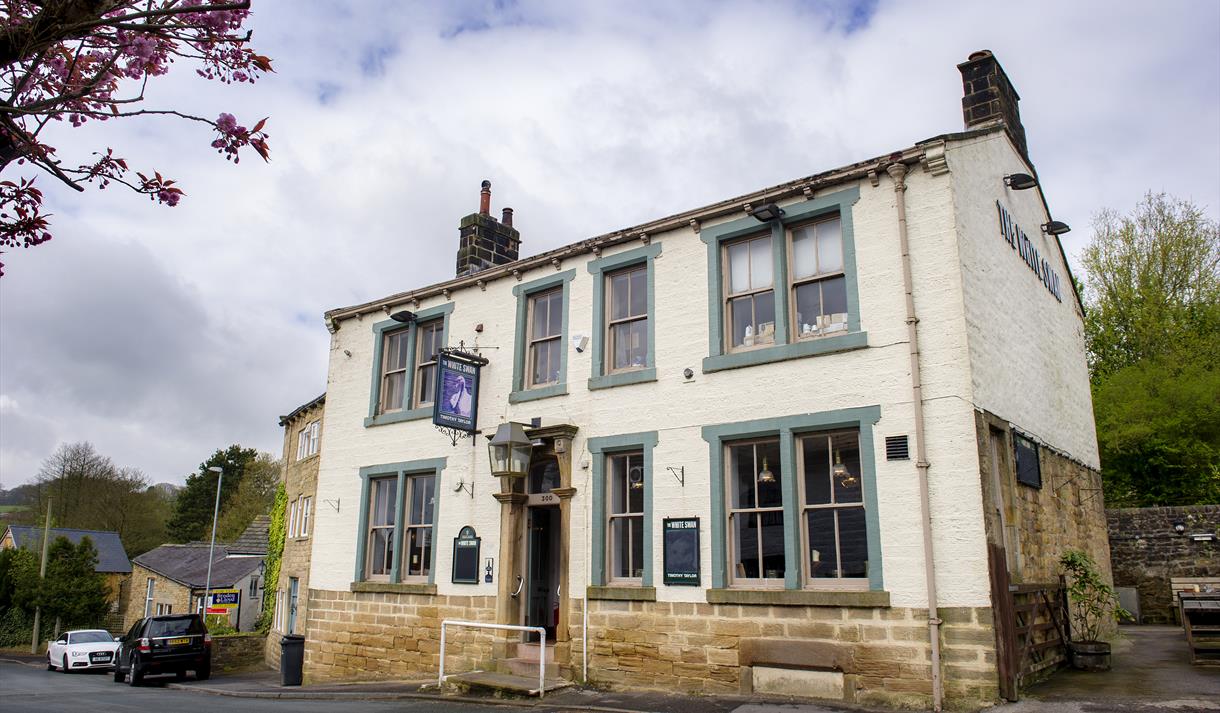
[1179,592,1220,665]
[1170,577,1220,623]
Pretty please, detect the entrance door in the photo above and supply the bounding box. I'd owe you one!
[525,506,559,641]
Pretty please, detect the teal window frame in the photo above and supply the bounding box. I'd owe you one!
[587,243,660,390]
[588,431,658,587]
[354,458,446,584]
[510,270,575,403]
[702,406,883,591]
[365,303,454,427]
[700,186,866,373]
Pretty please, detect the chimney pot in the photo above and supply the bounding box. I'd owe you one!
[502,207,514,227]
[479,180,492,215]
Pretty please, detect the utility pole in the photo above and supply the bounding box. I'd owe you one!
[30,498,52,654]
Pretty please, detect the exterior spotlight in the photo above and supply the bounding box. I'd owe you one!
[389,310,416,323]
[1041,221,1071,236]
[751,203,785,223]
[1173,521,1187,535]
[1003,173,1038,190]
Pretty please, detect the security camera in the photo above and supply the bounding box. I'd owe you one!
[572,334,589,353]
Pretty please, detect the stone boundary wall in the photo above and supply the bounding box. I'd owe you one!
[1107,505,1220,624]
[213,633,268,672]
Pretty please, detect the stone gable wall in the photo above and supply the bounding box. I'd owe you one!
[1107,505,1220,624]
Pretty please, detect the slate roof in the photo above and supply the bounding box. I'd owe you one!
[3,526,132,574]
[279,393,325,427]
[133,544,263,589]
[228,515,270,555]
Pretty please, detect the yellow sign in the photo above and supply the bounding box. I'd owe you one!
[208,588,240,610]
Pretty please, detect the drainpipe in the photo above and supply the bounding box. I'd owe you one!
[887,161,943,712]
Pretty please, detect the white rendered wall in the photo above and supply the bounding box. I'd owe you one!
[947,133,1100,468]
[310,159,1012,610]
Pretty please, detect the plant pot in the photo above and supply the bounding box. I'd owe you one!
[1069,641,1111,671]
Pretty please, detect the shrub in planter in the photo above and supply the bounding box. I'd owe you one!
[1059,549,1128,671]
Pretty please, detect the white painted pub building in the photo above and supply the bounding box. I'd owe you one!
[297,51,1110,709]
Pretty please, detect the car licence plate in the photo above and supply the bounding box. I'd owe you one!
[168,637,191,646]
[90,652,112,662]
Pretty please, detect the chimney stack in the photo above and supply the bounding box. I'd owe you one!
[456,179,521,277]
[958,50,1029,162]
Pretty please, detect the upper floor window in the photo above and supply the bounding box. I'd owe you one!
[296,420,320,460]
[378,329,411,414]
[287,498,298,538]
[724,234,776,351]
[414,320,443,408]
[299,496,312,538]
[365,476,397,580]
[527,288,563,388]
[790,216,847,339]
[607,266,648,372]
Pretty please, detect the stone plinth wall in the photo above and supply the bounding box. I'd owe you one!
[213,633,268,672]
[302,587,497,682]
[578,599,998,710]
[1107,505,1220,624]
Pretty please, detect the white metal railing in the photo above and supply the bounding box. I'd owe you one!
[438,619,547,697]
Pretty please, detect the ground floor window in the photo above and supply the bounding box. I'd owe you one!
[403,475,435,580]
[608,451,645,582]
[365,476,397,579]
[800,429,868,582]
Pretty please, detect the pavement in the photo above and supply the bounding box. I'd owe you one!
[3,625,1217,713]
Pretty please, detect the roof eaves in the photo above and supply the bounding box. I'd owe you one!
[279,393,326,427]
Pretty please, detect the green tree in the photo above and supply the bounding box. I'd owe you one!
[2,537,109,628]
[1080,192,1220,506]
[216,453,280,541]
[166,445,258,543]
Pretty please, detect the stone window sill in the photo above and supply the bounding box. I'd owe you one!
[350,581,437,596]
[587,585,657,602]
[509,383,568,404]
[702,330,868,373]
[588,367,657,391]
[364,406,432,428]
[707,588,889,608]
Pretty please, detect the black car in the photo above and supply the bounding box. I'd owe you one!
[113,614,211,685]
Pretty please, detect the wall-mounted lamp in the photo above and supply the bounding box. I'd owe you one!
[389,310,416,323]
[1003,173,1038,190]
[757,457,776,484]
[750,202,785,223]
[487,422,532,479]
[1173,521,1187,535]
[1041,221,1071,236]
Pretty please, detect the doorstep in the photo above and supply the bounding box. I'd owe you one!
[443,670,574,696]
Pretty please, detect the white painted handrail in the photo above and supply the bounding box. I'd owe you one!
[438,619,547,697]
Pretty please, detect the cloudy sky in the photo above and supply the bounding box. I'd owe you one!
[1,0,1217,488]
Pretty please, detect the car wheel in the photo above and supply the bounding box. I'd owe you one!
[196,663,210,681]
[128,658,143,686]
[61,655,69,674]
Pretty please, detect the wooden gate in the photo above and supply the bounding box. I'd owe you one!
[989,544,1070,700]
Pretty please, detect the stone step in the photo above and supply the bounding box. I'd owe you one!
[444,670,571,697]
[514,642,556,662]
[504,656,558,679]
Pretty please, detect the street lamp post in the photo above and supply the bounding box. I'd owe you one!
[201,465,224,618]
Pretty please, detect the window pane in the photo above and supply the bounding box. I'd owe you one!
[831,432,862,504]
[807,509,838,578]
[406,527,431,577]
[531,339,560,385]
[754,292,775,344]
[369,528,393,575]
[417,363,435,405]
[546,291,562,337]
[757,440,782,508]
[626,454,644,513]
[372,478,396,527]
[610,272,630,321]
[382,371,404,412]
[531,294,550,340]
[728,242,750,294]
[386,331,409,370]
[611,518,630,578]
[610,455,627,514]
[791,225,817,278]
[803,435,831,505]
[794,282,822,337]
[629,268,647,317]
[760,510,786,579]
[612,320,648,370]
[816,218,843,272]
[630,516,644,579]
[750,236,772,288]
[732,513,759,579]
[838,507,868,578]
[729,296,753,347]
[728,443,756,509]
[822,276,848,327]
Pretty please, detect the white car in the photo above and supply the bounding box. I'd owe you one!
[46,629,119,672]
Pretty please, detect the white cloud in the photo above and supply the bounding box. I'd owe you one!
[1,0,1217,486]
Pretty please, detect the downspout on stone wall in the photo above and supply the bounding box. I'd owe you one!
[887,161,944,711]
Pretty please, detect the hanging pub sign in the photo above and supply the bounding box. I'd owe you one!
[451,526,481,584]
[433,350,483,433]
[662,517,700,586]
